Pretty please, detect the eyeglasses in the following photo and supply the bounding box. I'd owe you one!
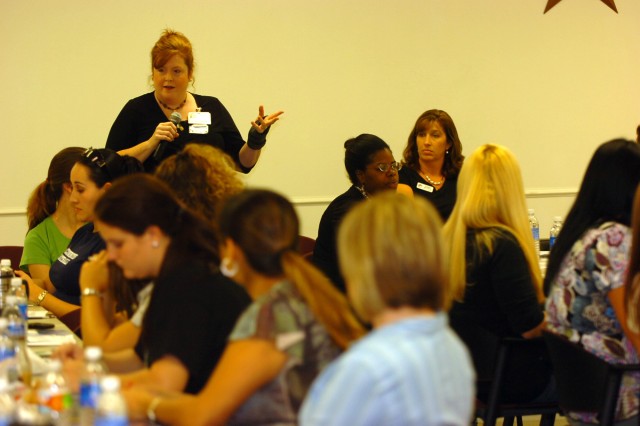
[372,161,402,173]
[83,147,111,179]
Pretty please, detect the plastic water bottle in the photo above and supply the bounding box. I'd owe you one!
[36,359,73,423]
[80,346,108,426]
[8,278,27,320]
[2,296,31,389]
[0,318,17,388]
[0,260,14,314]
[0,376,16,426]
[549,216,563,250]
[528,209,540,259]
[95,375,128,426]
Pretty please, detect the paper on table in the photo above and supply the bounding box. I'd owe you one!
[27,310,51,319]
[27,329,76,347]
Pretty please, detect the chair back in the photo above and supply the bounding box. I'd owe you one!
[298,235,316,257]
[449,315,500,383]
[0,246,24,270]
[542,330,640,426]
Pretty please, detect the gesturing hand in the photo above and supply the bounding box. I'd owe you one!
[251,105,284,134]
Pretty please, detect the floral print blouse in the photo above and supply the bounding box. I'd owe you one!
[546,222,639,423]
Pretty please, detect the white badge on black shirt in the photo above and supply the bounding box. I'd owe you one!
[416,182,434,193]
[188,111,211,134]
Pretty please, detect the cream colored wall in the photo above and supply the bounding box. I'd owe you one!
[1,0,638,246]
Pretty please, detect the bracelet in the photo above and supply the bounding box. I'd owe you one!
[147,396,163,423]
[246,126,269,150]
[35,290,48,306]
[81,288,103,298]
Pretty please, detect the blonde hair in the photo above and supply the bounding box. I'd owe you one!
[154,144,243,224]
[443,144,543,304]
[338,192,448,322]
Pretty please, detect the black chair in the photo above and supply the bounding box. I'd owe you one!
[0,246,24,270]
[450,318,559,426]
[543,330,640,426]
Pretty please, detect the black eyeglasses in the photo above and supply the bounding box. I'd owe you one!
[372,161,402,173]
[83,147,111,179]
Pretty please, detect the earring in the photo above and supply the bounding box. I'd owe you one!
[151,240,159,248]
[446,150,450,155]
[220,257,239,278]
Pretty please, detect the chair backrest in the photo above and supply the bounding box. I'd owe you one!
[542,330,631,424]
[58,308,82,336]
[0,246,24,270]
[298,235,316,257]
[449,316,501,382]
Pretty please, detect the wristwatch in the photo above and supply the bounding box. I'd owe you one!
[81,288,102,298]
[147,397,162,423]
[35,290,48,306]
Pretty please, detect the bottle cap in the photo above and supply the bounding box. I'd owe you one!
[101,375,121,392]
[553,216,563,222]
[48,359,63,372]
[85,346,103,361]
[528,208,535,214]
[0,259,11,267]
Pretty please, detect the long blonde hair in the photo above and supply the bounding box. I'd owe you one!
[443,144,543,304]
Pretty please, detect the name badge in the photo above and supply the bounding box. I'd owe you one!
[188,111,211,125]
[416,182,434,193]
[189,124,209,134]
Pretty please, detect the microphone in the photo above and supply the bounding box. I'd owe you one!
[153,111,182,161]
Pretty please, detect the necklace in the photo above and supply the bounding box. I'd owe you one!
[356,185,369,199]
[156,94,187,111]
[421,171,444,186]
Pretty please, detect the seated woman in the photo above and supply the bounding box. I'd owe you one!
[59,174,251,395]
[124,189,366,425]
[80,144,244,353]
[444,144,553,403]
[312,134,403,292]
[398,109,464,221]
[20,147,85,287]
[16,148,143,318]
[300,192,474,425]
[545,139,640,425]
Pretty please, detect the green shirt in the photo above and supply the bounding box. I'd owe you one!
[20,216,71,273]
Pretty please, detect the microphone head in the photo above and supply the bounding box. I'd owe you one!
[169,111,182,126]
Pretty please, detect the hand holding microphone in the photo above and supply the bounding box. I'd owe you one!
[153,111,183,161]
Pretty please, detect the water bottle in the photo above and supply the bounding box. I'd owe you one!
[549,216,563,250]
[95,375,128,426]
[0,260,14,314]
[0,318,17,388]
[80,346,108,426]
[9,278,27,320]
[2,296,32,390]
[0,376,16,426]
[528,209,540,259]
[36,359,73,423]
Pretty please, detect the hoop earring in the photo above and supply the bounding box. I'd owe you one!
[220,257,239,278]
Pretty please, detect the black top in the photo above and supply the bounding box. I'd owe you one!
[136,260,251,394]
[398,167,458,221]
[312,186,365,293]
[49,223,105,305]
[449,228,551,403]
[106,92,251,173]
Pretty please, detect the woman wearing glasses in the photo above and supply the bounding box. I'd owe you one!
[17,148,143,318]
[312,134,402,293]
[399,109,464,221]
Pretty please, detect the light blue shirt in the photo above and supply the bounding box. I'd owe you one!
[300,313,475,426]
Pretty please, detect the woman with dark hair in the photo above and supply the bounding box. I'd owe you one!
[399,109,464,220]
[20,147,85,287]
[312,134,401,292]
[626,186,640,333]
[545,139,640,424]
[124,189,365,425]
[16,148,143,318]
[79,144,245,353]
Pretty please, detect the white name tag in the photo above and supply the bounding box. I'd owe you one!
[188,111,211,125]
[416,182,434,193]
[189,124,209,134]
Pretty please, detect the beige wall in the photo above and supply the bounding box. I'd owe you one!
[1,0,638,245]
